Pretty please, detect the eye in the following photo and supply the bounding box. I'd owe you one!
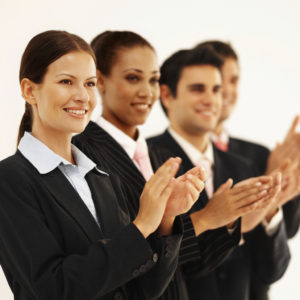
[125,74,139,82]
[86,81,96,87]
[189,85,205,93]
[213,86,222,93]
[150,77,159,85]
[60,79,72,85]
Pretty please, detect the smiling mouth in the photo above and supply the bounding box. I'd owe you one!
[63,108,88,115]
[131,103,152,111]
[194,109,215,116]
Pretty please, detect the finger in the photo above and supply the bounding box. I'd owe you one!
[186,166,207,182]
[160,177,176,203]
[147,157,181,197]
[234,176,271,188]
[286,115,300,140]
[214,178,233,196]
[232,179,271,196]
[186,174,205,193]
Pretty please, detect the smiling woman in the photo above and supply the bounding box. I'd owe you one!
[0,30,205,300]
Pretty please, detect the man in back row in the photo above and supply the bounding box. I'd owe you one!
[196,40,300,299]
[147,46,291,300]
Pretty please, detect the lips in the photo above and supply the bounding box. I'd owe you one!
[131,102,152,112]
[63,108,88,116]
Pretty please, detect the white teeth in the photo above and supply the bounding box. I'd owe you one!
[65,109,86,115]
[133,104,149,110]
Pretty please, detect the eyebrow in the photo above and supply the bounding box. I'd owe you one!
[56,73,97,80]
[187,83,222,89]
[122,68,160,75]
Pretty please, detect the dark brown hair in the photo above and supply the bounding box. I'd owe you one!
[195,40,238,61]
[17,30,96,144]
[90,30,155,76]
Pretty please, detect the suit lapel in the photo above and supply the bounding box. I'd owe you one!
[40,168,102,242]
[93,123,146,189]
[158,130,209,210]
[86,171,124,237]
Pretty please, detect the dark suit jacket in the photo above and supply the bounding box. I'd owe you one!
[227,136,300,300]
[228,136,300,239]
[73,121,241,300]
[0,150,182,300]
[147,130,291,300]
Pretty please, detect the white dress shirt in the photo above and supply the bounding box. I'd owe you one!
[18,132,107,224]
[96,116,154,174]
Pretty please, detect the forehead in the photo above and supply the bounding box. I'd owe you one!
[179,65,222,85]
[46,51,96,76]
[112,46,158,71]
[222,58,239,77]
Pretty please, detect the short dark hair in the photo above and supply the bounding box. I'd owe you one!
[159,46,223,115]
[18,30,95,144]
[90,30,155,76]
[195,40,238,61]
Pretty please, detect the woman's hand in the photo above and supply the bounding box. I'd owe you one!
[133,157,181,238]
[163,166,206,218]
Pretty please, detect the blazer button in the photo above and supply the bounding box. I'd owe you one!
[132,269,140,277]
[152,253,158,262]
[140,265,146,273]
[114,291,124,300]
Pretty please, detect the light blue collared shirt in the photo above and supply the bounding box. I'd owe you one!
[18,132,107,224]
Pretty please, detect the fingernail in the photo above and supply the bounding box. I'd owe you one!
[255,182,262,186]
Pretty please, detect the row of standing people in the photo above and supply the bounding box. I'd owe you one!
[0,29,299,300]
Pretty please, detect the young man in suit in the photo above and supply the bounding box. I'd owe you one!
[197,41,300,240]
[195,40,300,300]
[147,46,290,300]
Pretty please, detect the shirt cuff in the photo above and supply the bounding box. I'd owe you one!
[262,208,283,236]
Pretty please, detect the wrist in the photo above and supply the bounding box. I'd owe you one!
[265,206,279,223]
[190,209,210,236]
[133,218,153,238]
[158,216,175,236]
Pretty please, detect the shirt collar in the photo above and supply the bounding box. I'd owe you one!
[18,132,101,176]
[210,128,229,145]
[96,116,148,159]
[168,127,214,167]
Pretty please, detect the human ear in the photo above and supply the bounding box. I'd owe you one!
[160,84,174,112]
[20,78,37,105]
[96,69,106,94]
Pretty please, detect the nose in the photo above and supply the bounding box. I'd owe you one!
[73,84,90,103]
[137,82,153,99]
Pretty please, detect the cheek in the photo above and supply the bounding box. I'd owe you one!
[152,85,160,101]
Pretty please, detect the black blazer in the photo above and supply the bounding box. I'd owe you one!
[228,136,300,239]
[148,130,291,300]
[73,122,241,300]
[0,150,182,300]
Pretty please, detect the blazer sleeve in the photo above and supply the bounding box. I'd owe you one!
[246,222,291,284]
[0,163,168,300]
[108,172,184,299]
[180,214,241,279]
[283,196,300,239]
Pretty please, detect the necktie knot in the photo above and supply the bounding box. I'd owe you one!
[196,156,213,199]
[214,140,228,152]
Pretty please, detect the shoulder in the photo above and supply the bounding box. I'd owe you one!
[229,136,270,155]
[0,152,41,200]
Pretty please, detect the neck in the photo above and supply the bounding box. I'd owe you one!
[101,114,139,140]
[213,121,225,137]
[31,126,74,164]
[170,124,210,153]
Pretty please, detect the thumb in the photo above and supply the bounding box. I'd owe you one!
[279,158,292,173]
[215,178,233,195]
[286,115,300,140]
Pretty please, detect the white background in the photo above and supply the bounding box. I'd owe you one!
[0,0,300,299]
